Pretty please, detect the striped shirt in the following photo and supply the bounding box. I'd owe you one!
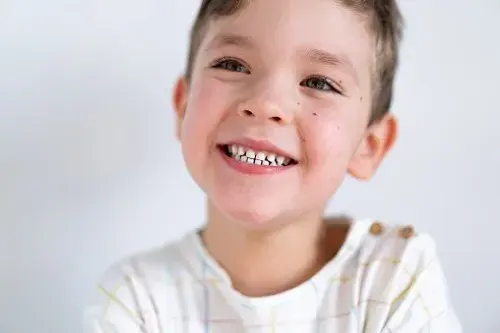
[84,219,462,332]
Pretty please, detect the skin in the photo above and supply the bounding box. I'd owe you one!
[173,0,398,297]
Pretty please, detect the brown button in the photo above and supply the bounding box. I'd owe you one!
[369,221,385,235]
[398,225,415,239]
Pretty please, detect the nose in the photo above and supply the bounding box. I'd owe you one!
[237,80,294,125]
[238,108,288,124]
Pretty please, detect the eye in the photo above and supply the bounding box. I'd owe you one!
[211,58,250,74]
[301,76,341,94]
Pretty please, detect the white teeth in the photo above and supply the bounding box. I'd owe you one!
[256,152,266,161]
[225,144,296,167]
[238,146,245,156]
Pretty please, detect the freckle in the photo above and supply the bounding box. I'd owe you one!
[297,102,300,106]
[360,96,363,101]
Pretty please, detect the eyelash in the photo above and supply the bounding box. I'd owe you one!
[211,58,251,74]
[301,76,341,94]
[210,58,342,95]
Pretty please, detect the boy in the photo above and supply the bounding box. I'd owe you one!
[85,0,462,332]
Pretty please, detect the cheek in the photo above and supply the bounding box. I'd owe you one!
[309,122,351,167]
[182,78,225,141]
[300,102,365,172]
[180,78,230,189]
[179,79,227,181]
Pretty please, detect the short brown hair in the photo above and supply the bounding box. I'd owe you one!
[185,0,404,124]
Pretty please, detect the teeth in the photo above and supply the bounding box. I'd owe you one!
[225,144,295,167]
[256,152,266,161]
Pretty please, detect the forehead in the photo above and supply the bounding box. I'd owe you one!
[200,0,374,83]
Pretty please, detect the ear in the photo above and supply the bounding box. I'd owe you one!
[172,76,189,140]
[347,113,398,180]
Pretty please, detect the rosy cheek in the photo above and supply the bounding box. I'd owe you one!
[184,79,223,130]
[311,125,346,163]
[299,105,355,166]
[190,79,219,112]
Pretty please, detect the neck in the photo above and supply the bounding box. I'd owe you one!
[201,202,350,297]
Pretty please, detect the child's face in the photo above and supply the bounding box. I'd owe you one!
[174,0,397,226]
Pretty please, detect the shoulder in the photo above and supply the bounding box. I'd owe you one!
[350,219,461,332]
[84,230,199,332]
[358,220,439,268]
[354,219,445,293]
[98,235,188,289]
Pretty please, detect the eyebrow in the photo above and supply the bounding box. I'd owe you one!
[204,34,359,83]
[303,48,359,82]
[205,34,255,52]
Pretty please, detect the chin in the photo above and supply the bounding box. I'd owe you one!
[229,211,278,229]
[214,196,286,229]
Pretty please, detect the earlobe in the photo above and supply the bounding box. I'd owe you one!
[347,113,398,180]
[172,76,189,140]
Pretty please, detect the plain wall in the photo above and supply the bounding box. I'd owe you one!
[1,0,499,332]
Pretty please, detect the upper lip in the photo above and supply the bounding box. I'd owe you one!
[221,138,299,161]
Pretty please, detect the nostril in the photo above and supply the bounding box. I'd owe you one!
[239,109,284,123]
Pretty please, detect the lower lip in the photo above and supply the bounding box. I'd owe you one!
[218,149,294,175]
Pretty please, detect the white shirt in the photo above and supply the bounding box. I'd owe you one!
[84,219,462,332]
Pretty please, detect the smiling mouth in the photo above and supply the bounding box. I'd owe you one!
[218,144,298,167]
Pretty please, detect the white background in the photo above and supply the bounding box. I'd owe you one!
[1,1,499,332]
